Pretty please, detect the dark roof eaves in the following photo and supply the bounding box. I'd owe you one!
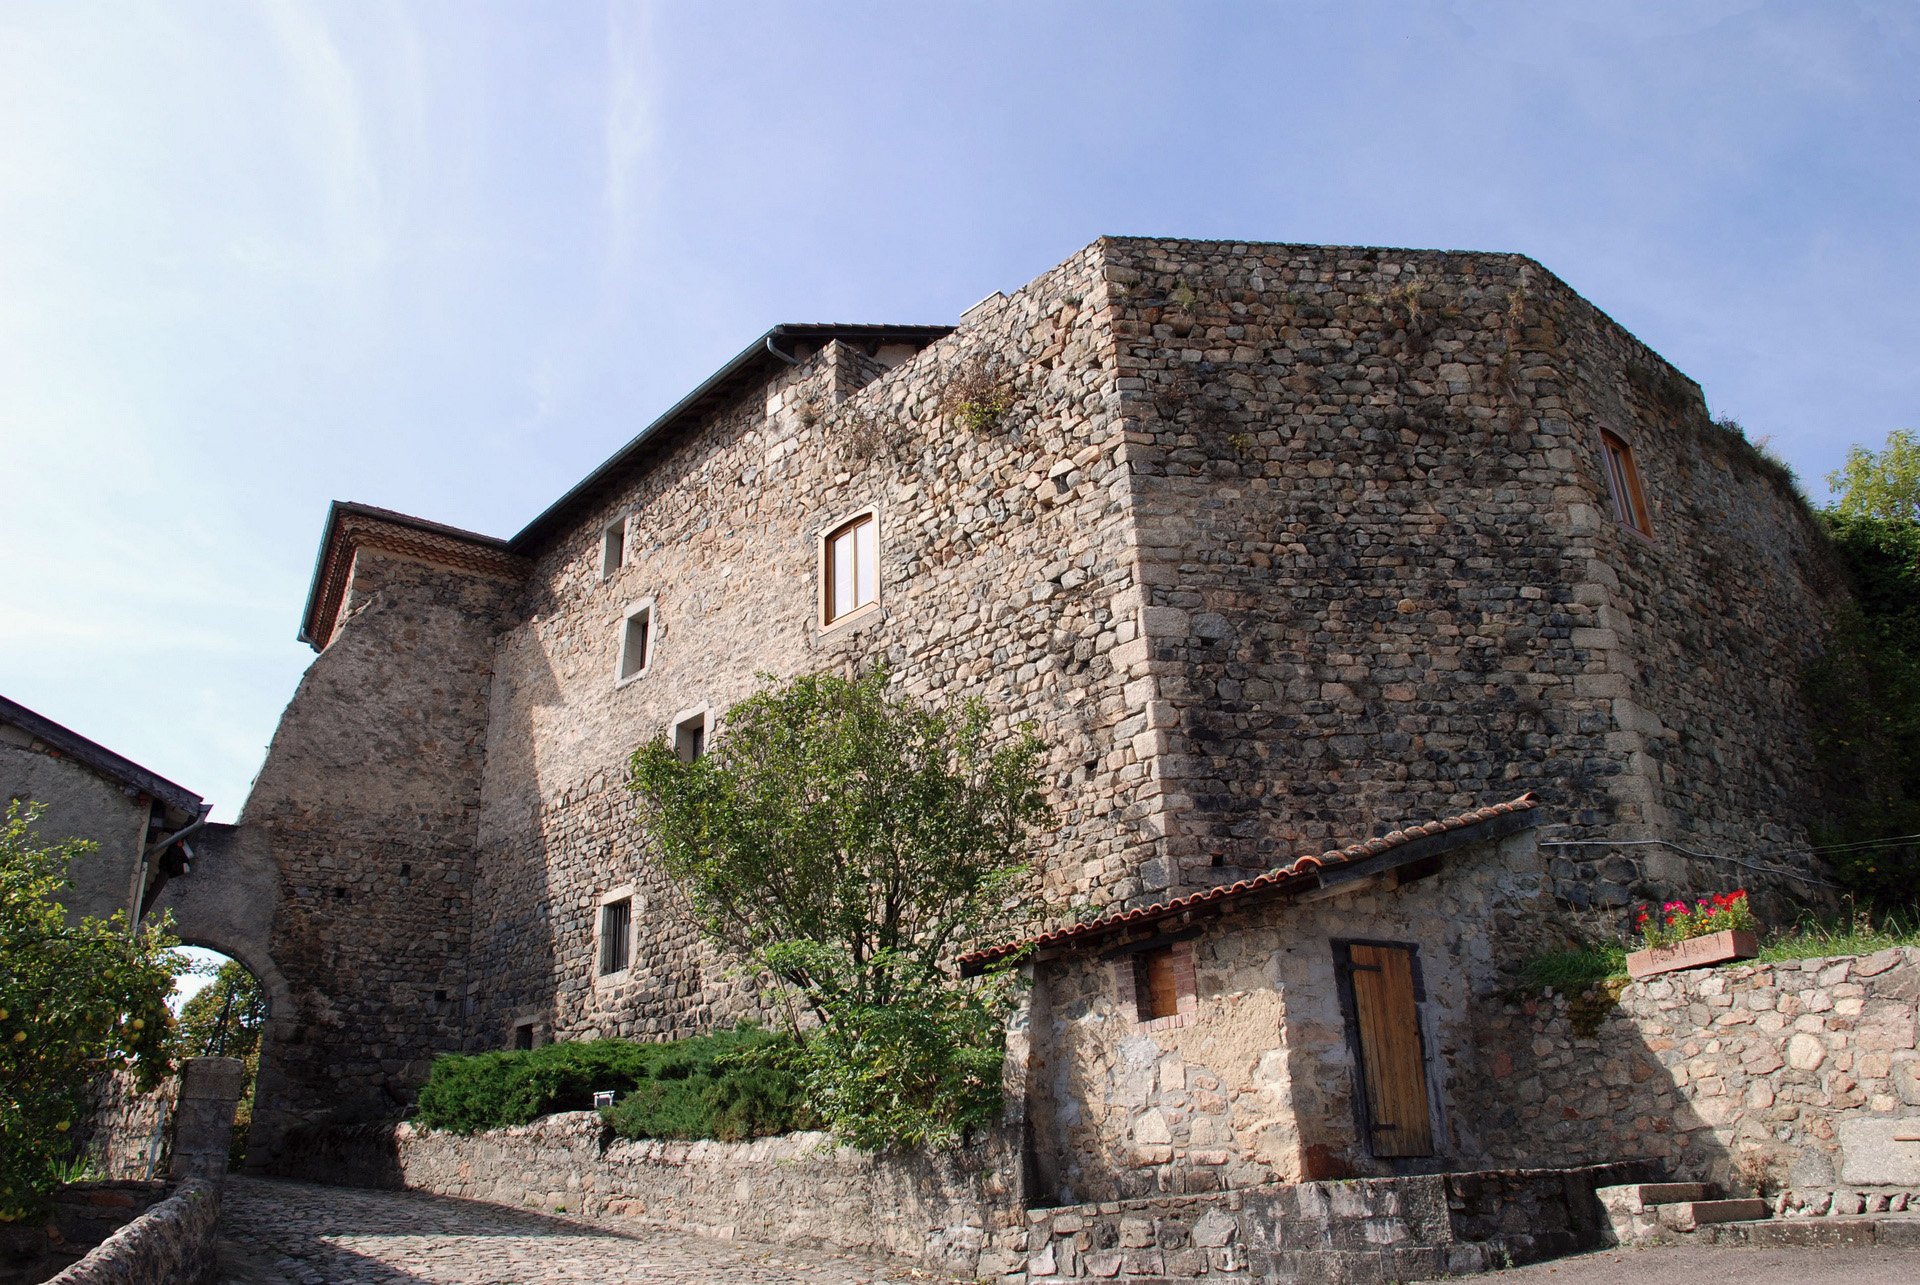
[506,322,952,554]
[295,501,515,647]
[0,694,204,817]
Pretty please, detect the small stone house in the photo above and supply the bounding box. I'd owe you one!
[0,693,207,925]
[970,794,1551,1205]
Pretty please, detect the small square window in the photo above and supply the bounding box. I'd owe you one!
[599,897,632,976]
[1599,429,1653,538]
[512,1021,536,1051]
[1134,946,1180,1021]
[673,713,706,764]
[617,604,652,683]
[601,521,626,579]
[822,511,879,626]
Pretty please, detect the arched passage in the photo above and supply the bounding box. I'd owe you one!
[148,824,298,1166]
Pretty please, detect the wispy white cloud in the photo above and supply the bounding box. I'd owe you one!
[602,0,662,277]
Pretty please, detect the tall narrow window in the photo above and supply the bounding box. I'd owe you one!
[823,512,879,625]
[617,604,652,683]
[601,521,626,578]
[1599,430,1653,537]
[599,898,632,976]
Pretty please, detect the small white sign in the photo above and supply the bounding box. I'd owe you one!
[593,1090,616,1109]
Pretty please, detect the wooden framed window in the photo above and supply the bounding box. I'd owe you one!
[821,510,879,627]
[1334,940,1435,1159]
[615,601,653,684]
[597,893,633,978]
[1135,946,1180,1021]
[1107,935,1198,1030]
[1599,429,1653,538]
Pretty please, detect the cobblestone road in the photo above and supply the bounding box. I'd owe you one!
[217,1176,964,1284]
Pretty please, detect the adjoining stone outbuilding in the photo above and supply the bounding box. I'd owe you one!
[173,235,1846,1165]
[0,693,207,925]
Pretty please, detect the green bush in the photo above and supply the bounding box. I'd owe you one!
[413,1026,815,1141]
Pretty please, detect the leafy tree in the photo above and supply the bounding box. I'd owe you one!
[1828,429,1920,521]
[0,802,179,1220]
[629,667,1048,1148]
[1805,512,1920,907]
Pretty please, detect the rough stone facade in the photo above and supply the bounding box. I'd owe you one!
[1462,947,1920,1195]
[0,695,204,926]
[76,1068,175,1182]
[180,236,1847,1159]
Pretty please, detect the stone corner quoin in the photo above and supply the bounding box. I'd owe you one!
[147,234,1846,1168]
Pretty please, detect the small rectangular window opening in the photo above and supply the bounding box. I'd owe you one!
[673,714,706,764]
[618,607,652,682]
[601,521,626,578]
[512,1021,536,1051]
[1134,946,1180,1021]
[824,512,879,625]
[1600,430,1653,537]
[599,898,632,975]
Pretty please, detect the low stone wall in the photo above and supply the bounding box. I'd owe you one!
[1465,948,1920,1192]
[999,1162,1649,1283]
[44,1180,220,1285]
[276,1114,1023,1277]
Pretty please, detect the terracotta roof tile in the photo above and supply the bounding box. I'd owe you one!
[958,792,1539,973]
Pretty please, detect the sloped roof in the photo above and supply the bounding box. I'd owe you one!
[959,792,1540,974]
[0,694,204,820]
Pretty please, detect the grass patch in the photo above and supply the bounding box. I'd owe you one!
[1513,944,1627,995]
[1756,910,1920,964]
[413,1026,817,1141]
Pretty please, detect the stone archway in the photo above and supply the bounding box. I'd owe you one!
[147,823,297,1166]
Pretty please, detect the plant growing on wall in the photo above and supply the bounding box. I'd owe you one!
[0,802,179,1220]
[940,354,1016,434]
[1634,890,1757,950]
[629,666,1048,1149]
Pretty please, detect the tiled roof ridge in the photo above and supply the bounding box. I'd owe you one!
[959,791,1540,972]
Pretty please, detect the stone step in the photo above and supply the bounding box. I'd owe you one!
[1655,1198,1772,1231]
[1694,1215,1920,1248]
[1596,1182,1717,1208]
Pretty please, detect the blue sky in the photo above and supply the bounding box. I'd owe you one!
[2,1,1916,825]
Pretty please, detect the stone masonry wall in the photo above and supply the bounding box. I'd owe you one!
[277,1114,1020,1280]
[1027,829,1554,1206]
[76,1067,175,1181]
[467,241,1160,1047]
[235,546,518,1140]
[1462,948,1920,1195]
[1098,237,1841,911]
[0,725,150,924]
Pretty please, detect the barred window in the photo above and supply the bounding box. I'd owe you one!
[599,898,631,976]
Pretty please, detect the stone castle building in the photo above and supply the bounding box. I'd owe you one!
[151,237,1845,1175]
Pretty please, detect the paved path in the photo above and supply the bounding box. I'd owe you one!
[217,1176,963,1284]
[1424,1242,1920,1284]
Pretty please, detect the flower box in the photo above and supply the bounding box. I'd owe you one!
[1625,928,1759,981]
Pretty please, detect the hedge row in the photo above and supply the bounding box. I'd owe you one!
[412,1026,818,1141]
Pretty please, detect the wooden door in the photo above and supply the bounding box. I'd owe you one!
[1342,942,1434,1157]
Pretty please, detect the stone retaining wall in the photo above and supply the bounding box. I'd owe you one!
[1464,948,1920,1193]
[276,1114,1022,1278]
[44,1180,220,1285]
[1005,1161,1649,1283]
